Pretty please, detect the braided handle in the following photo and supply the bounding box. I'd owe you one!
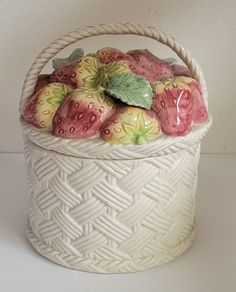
[19,23,208,114]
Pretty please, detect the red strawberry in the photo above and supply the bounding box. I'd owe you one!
[34,74,51,93]
[152,76,208,136]
[152,78,194,136]
[52,88,116,139]
[95,47,159,83]
[169,76,208,123]
[127,49,174,81]
[51,56,101,89]
[95,47,126,64]
[188,79,208,123]
[172,64,192,77]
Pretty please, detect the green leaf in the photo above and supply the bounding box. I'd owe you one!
[52,48,84,70]
[163,57,177,65]
[105,73,153,110]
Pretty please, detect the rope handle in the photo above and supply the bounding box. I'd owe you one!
[19,23,208,113]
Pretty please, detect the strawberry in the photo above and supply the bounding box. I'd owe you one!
[187,78,208,123]
[127,49,174,81]
[95,47,159,83]
[95,47,126,64]
[23,83,72,129]
[52,88,116,139]
[152,76,208,136]
[100,106,161,144]
[34,74,51,93]
[172,64,192,77]
[51,56,102,89]
[152,77,194,136]
[171,76,208,123]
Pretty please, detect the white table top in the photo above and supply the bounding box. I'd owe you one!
[0,153,235,292]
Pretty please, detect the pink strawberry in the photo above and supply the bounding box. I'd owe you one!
[100,106,161,144]
[127,49,174,81]
[188,78,208,123]
[23,83,73,129]
[95,47,159,83]
[52,88,116,139]
[152,78,194,136]
[51,56,101,89]
[95,47,126,64]
[171,76,208,123]
[172,64,192,77]
[152,76,208,136]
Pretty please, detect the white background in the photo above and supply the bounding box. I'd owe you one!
[0,0,235,153]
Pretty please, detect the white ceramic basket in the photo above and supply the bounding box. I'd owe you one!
[20,23,212,273]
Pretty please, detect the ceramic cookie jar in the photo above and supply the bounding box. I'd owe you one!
[20,23,212,273]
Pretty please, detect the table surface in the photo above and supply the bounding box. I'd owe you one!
[0,153,235,292]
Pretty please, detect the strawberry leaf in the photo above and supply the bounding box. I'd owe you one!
[163,57,177,65]
[105,73,153,109]
[52,48,84,70]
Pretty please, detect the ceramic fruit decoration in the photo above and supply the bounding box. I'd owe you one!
[127,49,174,81]
[52,88,115,139]
[51,56,102,89]
[100,106,161,144]
[23,83,72,129]
[154,76,208,123]
[95,47,126,64]
[52,48,84,70]
[182,77,208,123]
[23,47,209,144]
[171,64,192,77]
[33,49,85,92]
[96,47,159,83]
[157,57,191,77]
[152,77,194,136]
[34,74,52,93]
[105,72,153,109]
[152,76,208,136]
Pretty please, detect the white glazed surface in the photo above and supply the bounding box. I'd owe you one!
[21,23,211,272]
[25,137,199,273]
[1,153,236,290]
[21,117,212,159]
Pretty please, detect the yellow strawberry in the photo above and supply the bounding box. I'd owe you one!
[23,83,72,129]
[100,106,161,144]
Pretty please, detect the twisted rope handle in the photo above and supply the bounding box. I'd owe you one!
[20,23,208,114]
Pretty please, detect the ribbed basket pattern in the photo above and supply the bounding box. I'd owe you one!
[20,23,212,273]
[25,138,198,273]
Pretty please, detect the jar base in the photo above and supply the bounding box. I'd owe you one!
[26,219,196,274]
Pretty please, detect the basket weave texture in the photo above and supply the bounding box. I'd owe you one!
[20,23,212,273]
